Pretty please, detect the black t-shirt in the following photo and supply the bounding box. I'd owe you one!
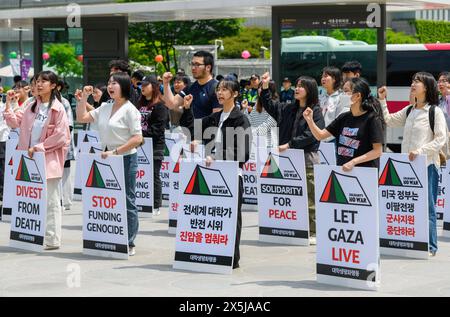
[179,79,220,119]
[326,111,384,168]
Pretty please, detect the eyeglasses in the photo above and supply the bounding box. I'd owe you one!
[189,62,205,68]
[438,80,449,84]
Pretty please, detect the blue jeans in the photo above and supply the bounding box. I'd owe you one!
[124,153,139,247]
[428,164,439,253]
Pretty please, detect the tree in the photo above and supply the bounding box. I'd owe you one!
[217,27,271,59]
[43,43,83,78]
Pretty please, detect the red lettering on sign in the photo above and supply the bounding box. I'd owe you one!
[136,170,145,179]
[332,247,360,264]
[243,162,256,172]
[161,162,169,170]
[92,196,117,209]
[268,209,297,220]
[16,185,43,199]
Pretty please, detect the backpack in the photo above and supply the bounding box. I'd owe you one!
[406,104,449,165]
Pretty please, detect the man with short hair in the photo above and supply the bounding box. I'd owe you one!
[162,50,221,119]
[341,61,362,80]
[280,77,295,104]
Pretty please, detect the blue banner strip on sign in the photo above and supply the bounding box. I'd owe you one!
[259,227,309,239]
[444,222,450,231]
[83,240,128,254]
[10,231,44,245]
[175,251,233,266]
[317,263,376,282]
[380,238,428,251]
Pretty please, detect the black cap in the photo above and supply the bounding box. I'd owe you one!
[250,74,260,80]
[283,77,291,83]
[141,75,158,86]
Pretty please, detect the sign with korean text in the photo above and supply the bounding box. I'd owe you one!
[81,153,128,259]
[136,138,154,216]
[9,150,47,252]
[443,161,450,238]
[161,132,183,205]
[315,165,380,291]
[169,143,204,234]
[257,149,309,245]
[378,153,428,259]
[1,138,19,222]
[174,160,238,274]
[436,164,447,226]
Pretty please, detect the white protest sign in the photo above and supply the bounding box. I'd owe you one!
[81,153,128,259]
[8,129,20,139]
[168,143,204,234]
[73,141,102,200]
[9,150,47,252]
[378,153,429,259]
[257,149,309,245]
[319,142,337,165]
[136,138,154,216]
[443,161,450,238]
[436,165,447,227]
[174,160,238,274]
[315,165,380,291]
[242,136,267,211]
[76,130,100,152]
[1,138,19,222]
[161,132,183,206]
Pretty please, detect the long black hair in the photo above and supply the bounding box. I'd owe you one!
[348,77,385,130]
[31,71,61,113]
[413,72,439,106]
[295,76,319,108]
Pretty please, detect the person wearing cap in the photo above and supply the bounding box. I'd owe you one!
[280,77,295,104]
[243,74,260,107]
[138,76,169,216]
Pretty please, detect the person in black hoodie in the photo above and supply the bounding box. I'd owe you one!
[138,76,169,216]
[259,72,325,240]
[180,78,252,269]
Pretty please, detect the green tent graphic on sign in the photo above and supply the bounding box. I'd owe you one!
[260,153,301,180]
[320,171,371,206]
[86,160,121,191]
[379,158,422,188]
[15,155,43,184]
[164,138,177,157]
[184,165,232,197]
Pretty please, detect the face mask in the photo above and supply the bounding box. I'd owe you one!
[341,94,352,107]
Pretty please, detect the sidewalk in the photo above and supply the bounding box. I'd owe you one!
[1,201,450,297]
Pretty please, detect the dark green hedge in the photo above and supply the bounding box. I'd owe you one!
[413,20,450,43]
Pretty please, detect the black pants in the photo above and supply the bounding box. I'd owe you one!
[233,175,244,269]
[153,159,163,209]
[0,141,5,200]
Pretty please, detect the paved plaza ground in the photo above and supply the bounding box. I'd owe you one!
[1,198,450,297]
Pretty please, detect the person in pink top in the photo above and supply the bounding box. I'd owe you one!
[4,70,70,250]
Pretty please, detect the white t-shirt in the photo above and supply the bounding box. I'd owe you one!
[214,111,231,146]
[0,102,10,142]
[30,102,50,147]
[89,100,142,155]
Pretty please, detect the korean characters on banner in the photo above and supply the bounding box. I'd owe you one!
[161,132,183,206]
[314,165,380,291]
[318,142,337,165]
[1,137,19,222]
[257,149,309,245]
[73,141,102,200]
[378,153,429,259]
[242,136,268,211]
[9,150,47,252]
[169,143,204,234]
[174,160,239,274]
[80,153,129,259]
[136,138,154,216]
[436,164,448,226]
[443,161,450,238]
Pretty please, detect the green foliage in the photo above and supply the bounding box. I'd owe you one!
[413,20,450,43]
[386,29,418,44]
[216,27,272,59]
[128,19,242,72]
[43,43,82,78]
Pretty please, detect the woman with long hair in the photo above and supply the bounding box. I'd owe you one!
[4,70,71,250]
[378,72,447,257]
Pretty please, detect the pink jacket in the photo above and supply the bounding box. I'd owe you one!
[4,98,70,179]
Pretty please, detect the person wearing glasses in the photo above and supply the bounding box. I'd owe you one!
[437,72,450,129]
[162,51,221,119]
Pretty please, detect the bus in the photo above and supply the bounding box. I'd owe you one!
[281,36,450,152]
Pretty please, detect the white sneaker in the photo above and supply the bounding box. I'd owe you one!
[44,245,60,251]
[128,247,136,256]
[309,236,317,245]
[153,208,160,216]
